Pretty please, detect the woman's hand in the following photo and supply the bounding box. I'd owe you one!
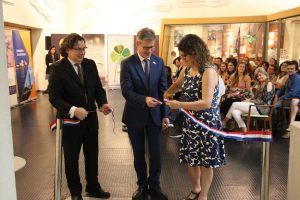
[163,91,173,100]
[165,99,181,109]
[227,91,240,98]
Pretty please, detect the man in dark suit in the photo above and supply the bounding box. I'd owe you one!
[120,28,169,200]
[48,33,111,200]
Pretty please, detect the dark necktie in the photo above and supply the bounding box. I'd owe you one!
[75,63,84,85]
[144,59,149,81]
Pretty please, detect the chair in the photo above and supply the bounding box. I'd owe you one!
[242,104,274,132]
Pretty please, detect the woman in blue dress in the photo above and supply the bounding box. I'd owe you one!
[164,34,225,200]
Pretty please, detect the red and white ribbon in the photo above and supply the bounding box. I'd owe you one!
[50,108,116,134]
[50,118,80,132]
[181,108,272,142]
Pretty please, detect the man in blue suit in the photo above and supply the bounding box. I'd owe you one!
[120,28,169,200]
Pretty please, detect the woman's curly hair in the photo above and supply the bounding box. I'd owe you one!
[177,34,209,71]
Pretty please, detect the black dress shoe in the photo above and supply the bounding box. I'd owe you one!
[71,195,83,200]
[132,187,148,200]
[149,187,168,200]
[86,188,110,199]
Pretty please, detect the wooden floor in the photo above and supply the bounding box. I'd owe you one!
[12,90,289,200]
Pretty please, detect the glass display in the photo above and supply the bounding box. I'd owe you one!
[163,23,265,67]
[160,8,300,69]
[281,16,300,63]
[267,20,280,63]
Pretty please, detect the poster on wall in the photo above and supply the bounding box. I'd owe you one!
[82,34,106,85]
[107,35,134,88]
[12,30,37,103]
[4,29,18,106]
[51,34,68,58]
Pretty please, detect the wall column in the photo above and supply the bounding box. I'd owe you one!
[0,0,17,199]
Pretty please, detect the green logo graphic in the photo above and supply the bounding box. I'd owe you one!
[110,44,131,82]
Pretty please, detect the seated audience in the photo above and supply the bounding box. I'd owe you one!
[261,61,269,71]
[249,60,257,80]
[267,64,277,83]
[213,57,223,67]
[227,59,237,77]
[254,58,262,67]
[220,62,252,117]
[222,70,275,132]
[272,60,300,139]
[218,62,229,85]
[269,57,278,69]
[274,61,288,90]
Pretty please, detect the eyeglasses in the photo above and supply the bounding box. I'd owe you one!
[72,47,87,52]
[142,46,155,51]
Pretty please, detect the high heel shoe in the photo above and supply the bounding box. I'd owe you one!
[183,190,201,200]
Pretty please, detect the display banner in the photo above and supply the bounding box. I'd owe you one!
[4,29,18,106]
[12,30,36,103]
[107,35,134,88]
[82,34,106,86]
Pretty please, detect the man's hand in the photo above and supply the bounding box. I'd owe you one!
[101,104,112,115]
[146,97,162,107]
[74,107,88,120]
[162,118,170,130]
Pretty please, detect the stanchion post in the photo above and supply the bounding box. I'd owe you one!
[260,141,270,200]
[54,119,63,200]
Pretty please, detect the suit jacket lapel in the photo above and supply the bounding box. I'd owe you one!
[134,54,149,89]
[148,56,158,89]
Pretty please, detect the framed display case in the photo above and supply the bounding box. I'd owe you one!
[277,16,300,64]
[160,7,300,67]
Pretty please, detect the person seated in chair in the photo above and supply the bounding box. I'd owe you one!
[272,60,300,139]
[220,61,252,119]
[222,69,275,132]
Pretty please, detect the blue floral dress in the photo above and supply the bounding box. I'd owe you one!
[179,66,226,168]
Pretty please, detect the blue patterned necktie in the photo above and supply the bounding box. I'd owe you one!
[144,59,149,81]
